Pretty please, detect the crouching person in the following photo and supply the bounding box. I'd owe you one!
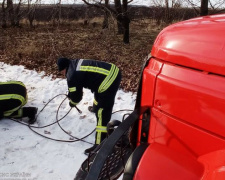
[0,81,38,124]
[57,58,121,155]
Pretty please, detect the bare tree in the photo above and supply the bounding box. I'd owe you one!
[209,0,225,13]
[7,0,15,26]
[114,0,123,33]
[1,0,7,28]
[164,0,170,22]
[82,0,132,44]
[52,0,62,25]
[1,0,18,28]
[27,0,35,27]
[121,0,130,43]
[14,0,23,27]
[200,0,208,15]
[184,0,225,15]
[152,0,184,24]
[102,0,109,29]
[27,0,40,28]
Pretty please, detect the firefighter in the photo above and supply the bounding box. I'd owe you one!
[0,81,38,124]
[57,58,121,154]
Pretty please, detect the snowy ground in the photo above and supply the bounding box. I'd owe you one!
[0,62,136,180]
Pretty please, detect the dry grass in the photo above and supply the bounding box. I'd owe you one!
[0,18,162,92]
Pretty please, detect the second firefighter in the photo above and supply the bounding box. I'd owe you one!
[57,58,121,154]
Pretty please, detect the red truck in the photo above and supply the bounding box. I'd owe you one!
[75,13,225,180]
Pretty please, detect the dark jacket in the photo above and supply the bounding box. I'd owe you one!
[0,81,27,118]
[66,59,120,105]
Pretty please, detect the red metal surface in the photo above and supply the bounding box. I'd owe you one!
[141,58,163,109]
[135,13,225,180]
[136,62,225,179]
[137,58,163,144]
[154,63,225,139]
[133,143,204,180]
[148,108,225,158]
[151,14,225,76]
[198,149,225,180]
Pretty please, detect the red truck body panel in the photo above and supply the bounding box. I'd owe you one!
[151,14,225,76]
[134,14,225,180]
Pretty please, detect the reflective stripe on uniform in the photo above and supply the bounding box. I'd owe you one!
[98,64,119,93]
[76,62,119,94]
[70,99,78,106]
[10,108,23,118]
[96,126,107,133]
[69,87,76,92]
[0,94,27,106]
[0,82,27,117]
[101,67,119,92]
[1,94,27,116]
[93,99,98,105]
[79,66,109,76]
[4,106,22,117]
[98,64,115,93]
[96,108,103,144]
[76,59,84,71]
[0,81,25,87]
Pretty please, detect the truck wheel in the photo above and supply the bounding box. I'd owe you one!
[122,143,149,180]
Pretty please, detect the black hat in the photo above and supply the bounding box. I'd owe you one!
[57,58,70,71]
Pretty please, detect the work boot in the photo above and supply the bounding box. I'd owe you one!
[88,106,94,113]
[84,144,98,155]
[22,107,38,124]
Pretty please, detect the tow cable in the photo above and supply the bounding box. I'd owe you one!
[10,93,133,145]
[10,94,95,144]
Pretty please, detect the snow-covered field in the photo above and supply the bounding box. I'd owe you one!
[0,62,136,180]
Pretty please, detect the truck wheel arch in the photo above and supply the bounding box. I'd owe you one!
[123,143,149,180]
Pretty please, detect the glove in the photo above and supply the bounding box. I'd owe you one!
[69,101,76,107]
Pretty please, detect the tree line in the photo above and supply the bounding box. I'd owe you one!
[1,0,225,44]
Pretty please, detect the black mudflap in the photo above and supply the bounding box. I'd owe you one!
[75,138,132,180]
[74,110,138,180]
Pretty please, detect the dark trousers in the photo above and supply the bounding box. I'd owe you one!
[0,81,27,119]
[93,70,121,144]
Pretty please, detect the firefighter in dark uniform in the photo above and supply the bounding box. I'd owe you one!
[57,58,121,154]
[0,81,38,124]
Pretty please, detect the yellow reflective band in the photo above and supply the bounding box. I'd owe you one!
[96,108,103,144]
[4,106,22,117]
[0,94,26,106]
[0,81,25,87]
[96,132,101,145]
[102,67,119,91]
[96,126,107,133]
[80,66,109,76]
[93,99,98,105]
[10,108,23,118]
[97,108,103,126]
[98,65,119,93]
[69,87,76,92]
[17,109,23,117]
[70,99,78,105]
[98,64,115,93]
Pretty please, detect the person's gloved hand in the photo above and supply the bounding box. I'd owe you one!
[69,102,82,114]
[69,102,76,107]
